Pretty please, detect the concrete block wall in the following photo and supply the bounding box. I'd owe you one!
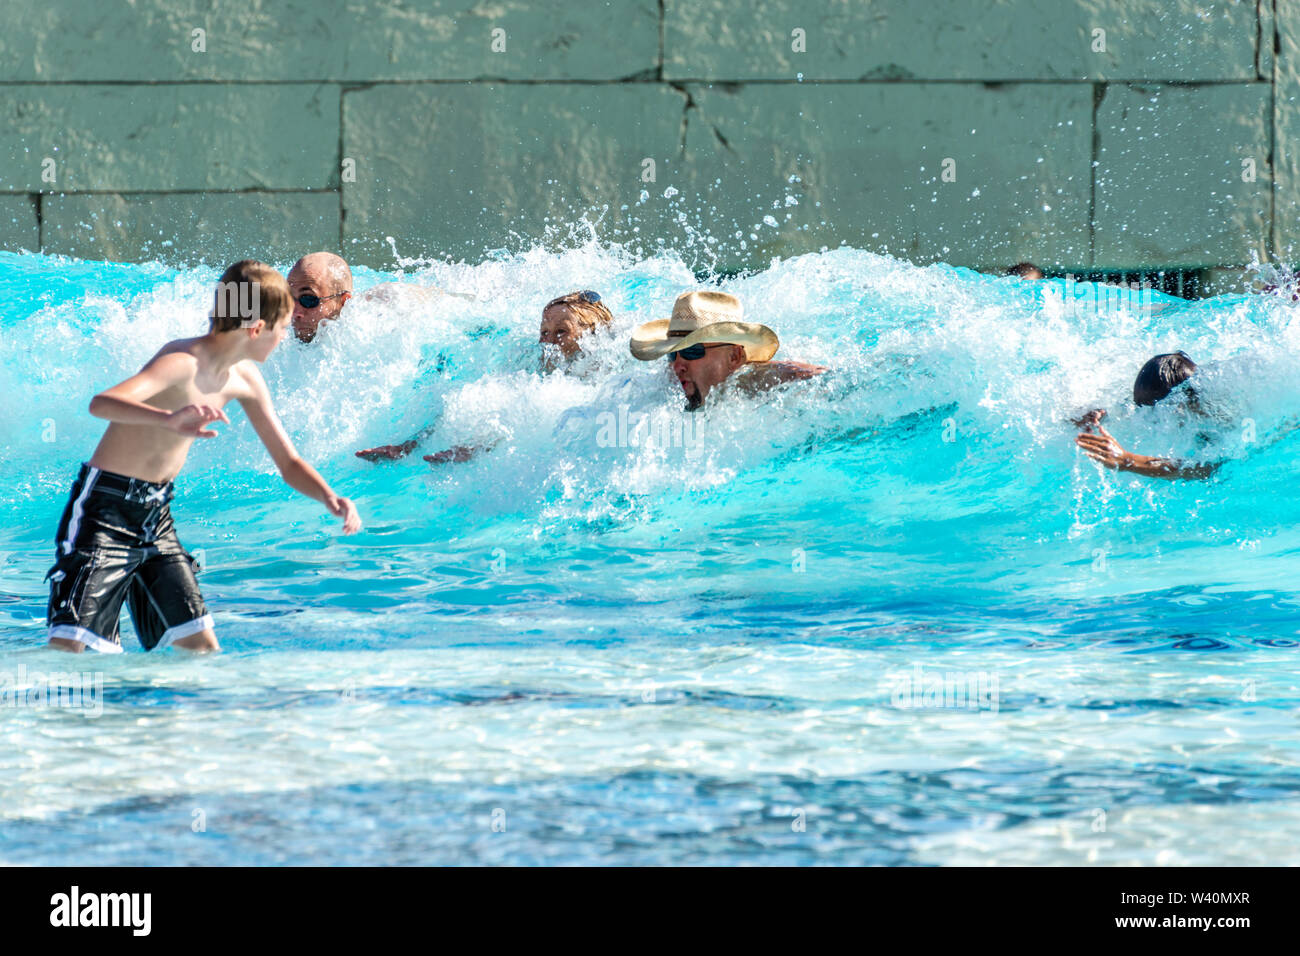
[0,0,1290,279]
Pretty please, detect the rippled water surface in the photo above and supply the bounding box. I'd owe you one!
[2,245,1299,865]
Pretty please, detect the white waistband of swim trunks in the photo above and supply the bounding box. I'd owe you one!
[48,624,123,654]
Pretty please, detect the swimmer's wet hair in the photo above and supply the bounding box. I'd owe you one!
[1005,262,1044,279]
[544,290,615,331]
[1133,351,1197,406]
[210,260,292,332]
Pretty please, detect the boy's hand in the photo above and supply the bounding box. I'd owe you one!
[167,404,230,438]
[327,495,362,534]
[356,441,416,462]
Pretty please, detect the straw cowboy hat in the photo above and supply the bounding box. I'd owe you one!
[629,291,779,362]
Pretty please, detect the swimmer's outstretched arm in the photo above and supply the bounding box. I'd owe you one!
[423,439,500,465]
[238,365,361,533]
[356,441,418,461]
[737,360,829,394]
[356,423,438,462]
[1075,425,1219,480]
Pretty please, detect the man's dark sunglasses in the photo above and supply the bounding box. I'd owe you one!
[667,343,727,362]
[296,291,349,309]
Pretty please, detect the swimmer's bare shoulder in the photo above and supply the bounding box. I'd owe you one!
[124,336,255,411]
[137,336,204,389]
[359,283,476,305]
[737,360,829,393]
[358,283,448,305]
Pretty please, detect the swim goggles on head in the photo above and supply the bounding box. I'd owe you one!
[545,290,602,309]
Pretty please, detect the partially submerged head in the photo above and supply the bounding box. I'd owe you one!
[1133,351,1197,406]
[539,290,615,363]
[629,291,779,409]
[209,260,292,361]
[1005,262,1044,281]
[287,252,353,343]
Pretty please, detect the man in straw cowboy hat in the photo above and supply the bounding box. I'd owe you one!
[630,291,826,409]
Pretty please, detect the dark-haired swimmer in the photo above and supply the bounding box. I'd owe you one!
[1074,351,1218,479]
[1005,262,1045,281]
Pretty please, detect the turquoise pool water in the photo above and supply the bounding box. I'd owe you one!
[2,245,1299,865]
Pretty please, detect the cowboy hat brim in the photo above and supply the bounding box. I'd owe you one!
[629,319,779,363]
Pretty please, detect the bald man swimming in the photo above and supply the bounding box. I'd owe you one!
[287,252,355,344]
[287,252,458,344]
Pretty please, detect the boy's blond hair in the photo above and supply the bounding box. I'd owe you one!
[211,260,292,332]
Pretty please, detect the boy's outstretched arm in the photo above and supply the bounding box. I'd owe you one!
[91,352,230,436]
[237,365,362,533]
[1075,425,1220,480]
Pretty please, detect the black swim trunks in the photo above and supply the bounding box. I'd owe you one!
[46,463,211,653]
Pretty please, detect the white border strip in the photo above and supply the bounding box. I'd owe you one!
[61,465,100,555]
[48,624,123,654]
[154,614,215,650]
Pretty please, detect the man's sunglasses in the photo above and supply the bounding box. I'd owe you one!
[296,291,349,309]
[667,343,728,362]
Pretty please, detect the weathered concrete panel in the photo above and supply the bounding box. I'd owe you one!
[0,85,339,192]
[0,195,39,252]
[0,2,1279,275]
[42,192,339,265]
[665,0,1260,81]
[342,84,687,265]
[680,83,1094,272]
[0,0,659,82]
[1094,83,1268,267]
[1274,0,1300,258]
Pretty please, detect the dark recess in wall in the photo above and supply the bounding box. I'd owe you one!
[1044,269,1208,299]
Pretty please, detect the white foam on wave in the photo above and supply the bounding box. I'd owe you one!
[4,243,1300,593]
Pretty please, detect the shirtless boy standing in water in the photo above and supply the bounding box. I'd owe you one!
[46,260,361,654]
